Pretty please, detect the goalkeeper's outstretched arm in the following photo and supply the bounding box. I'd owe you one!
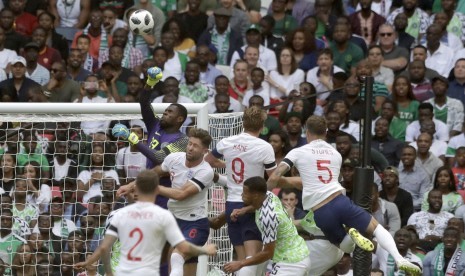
[136,136,189,166]
[139,67,164,134]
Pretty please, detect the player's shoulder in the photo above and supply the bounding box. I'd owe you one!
[167,151,186,161]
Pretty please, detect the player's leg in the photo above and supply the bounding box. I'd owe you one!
[226,202,247,261]
[171,218,210,276]
[305,239,343,276]
[269,256,311,276]
[238,212,264,276]
[365,217,422,275]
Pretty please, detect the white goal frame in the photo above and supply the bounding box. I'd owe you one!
[0,102,229,275]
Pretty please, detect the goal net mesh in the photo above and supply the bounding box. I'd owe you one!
[0,109,243,275]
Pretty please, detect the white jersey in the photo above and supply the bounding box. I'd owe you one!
[213,133,276,202]
[161,152,214,221]
[106,202,185,276]
[283,139,344,210]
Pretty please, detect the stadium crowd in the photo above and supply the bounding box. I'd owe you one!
[1,0,465,275]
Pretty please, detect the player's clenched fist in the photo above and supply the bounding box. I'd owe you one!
[146,67,163,88]
[203,244,218,256]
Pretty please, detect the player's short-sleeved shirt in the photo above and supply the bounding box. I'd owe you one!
[161,152,214,221]
[283,139,344,210]
[106,202,185,276]
[212,133,276,202]
[256,192,309,263]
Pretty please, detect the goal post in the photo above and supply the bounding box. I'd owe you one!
[0,103,240,275]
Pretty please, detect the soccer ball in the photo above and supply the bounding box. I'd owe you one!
[129,9,154,35]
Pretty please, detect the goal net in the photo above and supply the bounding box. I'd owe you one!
[0,103,243,275]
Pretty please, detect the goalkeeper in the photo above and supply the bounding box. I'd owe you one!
[113,67,189,209]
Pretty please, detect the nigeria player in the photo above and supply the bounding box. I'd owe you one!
[91,170,217,276]
[224,177,310,275]
[205,106,276,276]
[268,116,422,276]
[153,128,215,276]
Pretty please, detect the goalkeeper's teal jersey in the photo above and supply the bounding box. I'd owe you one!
[255,192,309,263]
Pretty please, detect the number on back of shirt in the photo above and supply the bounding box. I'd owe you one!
[232,157,245,184]
[127,227,143,261]
[317,160,333,184]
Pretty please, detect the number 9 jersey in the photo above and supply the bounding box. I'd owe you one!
[212,133,276,202]
[282,139,344,210]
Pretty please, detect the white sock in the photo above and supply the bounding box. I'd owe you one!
[340,234,356,253]
[237,256,258,276]
[373,225,404,263]
[170,252,185,276]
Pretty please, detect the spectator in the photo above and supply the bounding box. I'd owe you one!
[37,11,69,61]
[0,26,18,70]
[174,0,208,42]
[373,228,423,274]
[424,24,454,78]
[268,130,291,166]
[356,59,390,113]
[54,251,75,276]
[307,48,344,104]
[378,24,409,74]
[422,226,465,275]
[329,24,364,73]
[231,24,278,73]
[32,213,54,256]
[11,243,34,276]
[393,13,415,49]
[198,7,243,66]
[335,77,370,122]
[60,179,87,228]
[12,178,39,228]
[195,45,222,86]
[313,0,338,39]
[1,151,17,193]
[283,112,306,149]
[50,141,79,183]
[325,111,357,146]
[399,145,432,210]
[278,188,307,222]
[43,61,81,103]
[0,56,40,102]
[284,27,323,72]
[340,157,359,198]
[76,35,99,73]
[99,28,143,70]
[227,59,250,103]
[259,15,284,58]
[207,75,242,113]
[24,42,50,86]
[179,61,213,103]
[101,7,127,35]
[447,123,465,165]
[162,18,196,58]
[391,75,419,126]
[372,183,401,236]
[1,193,31,239]
[248,95,281,141]
[368,45,394,92]
[23,161,52,214]
[431,0,465,45]
[71,9,112,60]
[0,8,27,54]
[411,132,444,179]
[452,147,465,201]
[49,0,90,29]
[9,0,38,37]
[212,93,233,113]
[0,208,26,276]
[426,76,464,137]
[17,131,50,180]
[126,75,143,101]
[67,230,86,263]
[67,48,92,82]
[99,61,127,102]
[152,77,193,104]
[372,118,404,166]
[349,0,386,46]
[430,12,463,52]
[328,99,361,141]
[403,45,441,79]
[386,0,429,41]
[32,27,62,71]
[408,60,435,102]
[267,47,305,104]
[79,214,98,252]
[417,120,449,161]
[448,59,465,106]
[405,102,449,142]
[115,121,147,185]
[269,0,298,37]
[159,30,188,81]
[407,189,454,242]
[105,45,138,83]
[422,166,463,214]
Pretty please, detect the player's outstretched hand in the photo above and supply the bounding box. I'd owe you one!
[112,124,130,139]
[146,67,163,88]
[224,261,243,273]
[73,261,87,271]
[230,208,247,222]
[116,181,135,197]
[203,244,217,256]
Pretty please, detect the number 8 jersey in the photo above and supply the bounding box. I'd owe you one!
[282,139,344,210]
[212,133,276,202]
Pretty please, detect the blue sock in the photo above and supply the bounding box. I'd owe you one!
[160,262,169,276]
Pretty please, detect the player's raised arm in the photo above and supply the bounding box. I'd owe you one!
[267,162,291,190]
[204,150,226,168]
[97,234,118,276]
[139,67,164,133]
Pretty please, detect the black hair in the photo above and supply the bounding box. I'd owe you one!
[170,103,188,124]
[244,176,267,194]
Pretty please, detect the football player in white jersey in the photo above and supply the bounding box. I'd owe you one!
[91,170,217,276]
[268,115,422,276]
[205,106,277,276]
[152,128,215,276]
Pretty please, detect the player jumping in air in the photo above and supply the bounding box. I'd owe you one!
[205,106,277,276]
[268,115,422,276]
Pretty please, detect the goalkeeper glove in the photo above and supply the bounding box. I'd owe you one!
[146,67,163,88]
[127,133,140,145]
[112,124,140,145]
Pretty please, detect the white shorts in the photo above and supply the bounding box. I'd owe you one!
[270,256,311,276]
[306,239,344,276]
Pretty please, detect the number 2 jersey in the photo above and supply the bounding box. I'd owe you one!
[212,133,276,202]
[283,139,344,210]
[161,152,214,221]
[106,202,185,276]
